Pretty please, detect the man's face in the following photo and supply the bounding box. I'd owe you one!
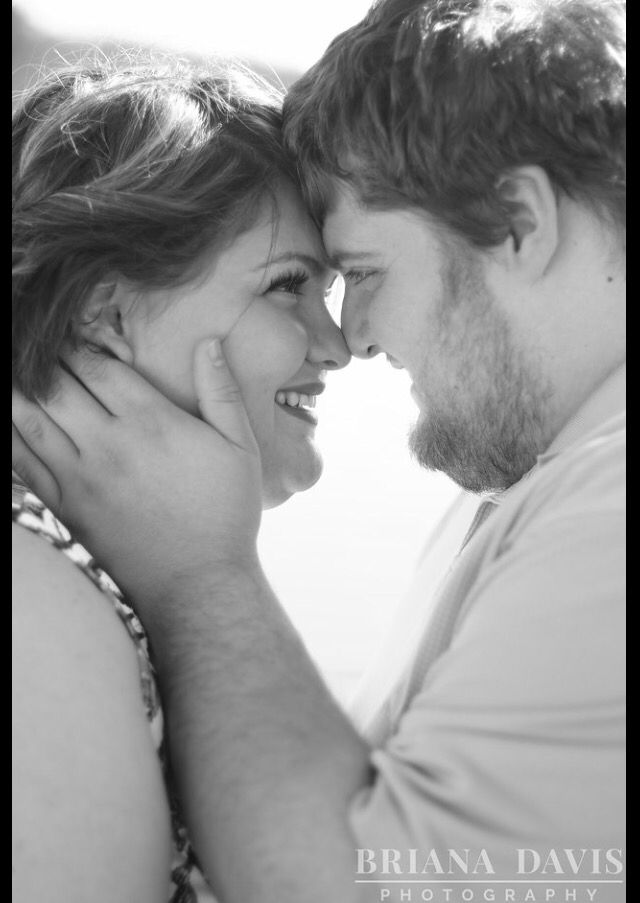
[323,189,553,492]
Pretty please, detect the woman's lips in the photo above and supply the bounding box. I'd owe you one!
[274,381,325,427]
[275,399,319,426]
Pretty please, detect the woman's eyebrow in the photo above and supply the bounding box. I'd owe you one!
[253,252,330,275]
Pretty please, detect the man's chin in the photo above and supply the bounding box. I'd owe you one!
[408,418,494,493]
[409,417,538,493]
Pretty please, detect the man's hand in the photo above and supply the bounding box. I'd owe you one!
[14,339,372,903]
[12,338,263,608]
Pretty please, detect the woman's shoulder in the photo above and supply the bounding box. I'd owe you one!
[12,483,165,762]
[12,482,163,730]
[12,486,216,901]
[13,520,174,902]
[13,518,145,676]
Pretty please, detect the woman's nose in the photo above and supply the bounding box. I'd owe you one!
[306,307,351,370]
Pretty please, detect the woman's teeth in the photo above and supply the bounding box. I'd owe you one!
[275,391,317,409]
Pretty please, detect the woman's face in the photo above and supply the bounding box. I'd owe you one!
[121,183,350,508]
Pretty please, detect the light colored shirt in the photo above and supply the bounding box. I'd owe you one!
[348,365,626,895]
[348,489,481,731]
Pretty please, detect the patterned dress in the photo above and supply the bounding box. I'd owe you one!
[12,479,217,903]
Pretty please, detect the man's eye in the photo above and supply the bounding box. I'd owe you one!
[267,269,309,296]
[344,269,374,285]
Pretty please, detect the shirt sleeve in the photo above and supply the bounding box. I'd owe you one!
[348,510,625,887]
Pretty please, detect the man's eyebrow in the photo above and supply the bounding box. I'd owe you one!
[325,250,377,269]
[252,252,329,274]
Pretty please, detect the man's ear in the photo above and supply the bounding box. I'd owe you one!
[494,165,559,280]
[74,280,135,364]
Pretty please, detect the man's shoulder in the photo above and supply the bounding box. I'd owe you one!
[504,418,625,535]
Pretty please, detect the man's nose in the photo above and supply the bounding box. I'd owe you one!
[341,302,381,360]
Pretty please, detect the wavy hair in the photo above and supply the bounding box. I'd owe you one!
[13,52,294,398]
[283,0,626,245]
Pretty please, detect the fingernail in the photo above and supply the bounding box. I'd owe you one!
[207,338,225,367]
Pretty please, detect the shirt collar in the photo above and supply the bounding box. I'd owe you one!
[537,362,626,465]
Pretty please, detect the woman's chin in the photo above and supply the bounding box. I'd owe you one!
[261,453,324,509]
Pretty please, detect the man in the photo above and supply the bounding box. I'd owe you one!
[12,1,625,901]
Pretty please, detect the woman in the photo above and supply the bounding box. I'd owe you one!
[12,54,349,902]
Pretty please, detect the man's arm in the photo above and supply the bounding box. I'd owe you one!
[13,346,375,902]
[13,524,172,902]
[152,562,372,903]
[11,345,627,900]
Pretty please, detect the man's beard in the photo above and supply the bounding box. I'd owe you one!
[408,251,554,493]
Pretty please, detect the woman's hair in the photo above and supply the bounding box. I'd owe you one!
[13,52,294,399]
[283,0,626,246]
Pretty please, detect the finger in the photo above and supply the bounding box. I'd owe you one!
[41,365,113,437]
[12,388,82,468]
[59,345,170,417]
[12,422,62,514]
[193,337,258,451]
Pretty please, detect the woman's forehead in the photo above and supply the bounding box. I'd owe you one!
[223,192,328,272]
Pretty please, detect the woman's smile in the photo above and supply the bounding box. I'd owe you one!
[111,181,349,508]
[275,380,325,425]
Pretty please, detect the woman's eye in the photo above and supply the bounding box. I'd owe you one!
[266,270,309,297]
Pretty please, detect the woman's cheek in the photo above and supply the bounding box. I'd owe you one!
[225,302,309,392]
[130,326,200,414]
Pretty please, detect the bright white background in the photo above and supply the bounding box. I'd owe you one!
[13,0,461,703]
[13,0,376,76]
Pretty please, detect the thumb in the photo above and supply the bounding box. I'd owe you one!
[193,337,258,452]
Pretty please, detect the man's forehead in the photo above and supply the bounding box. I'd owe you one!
[321,193,379,258]
[322,197,432,265]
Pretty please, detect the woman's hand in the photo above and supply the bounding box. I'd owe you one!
[12,338,263,610]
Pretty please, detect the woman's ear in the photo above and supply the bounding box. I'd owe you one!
[74,280,135,364]
[493,165,560,281]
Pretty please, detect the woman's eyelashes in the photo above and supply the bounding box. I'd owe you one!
[266,268,309,299]
[265,268,339,309]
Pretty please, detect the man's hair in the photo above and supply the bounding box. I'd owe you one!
[283,0,625,244]
[13,53,294,399]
